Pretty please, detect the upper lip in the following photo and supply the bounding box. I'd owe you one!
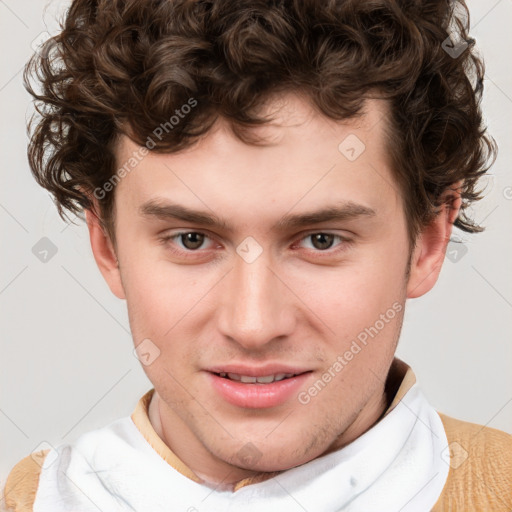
[206,364,312,377]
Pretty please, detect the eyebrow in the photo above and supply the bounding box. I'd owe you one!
[139,199,376,233]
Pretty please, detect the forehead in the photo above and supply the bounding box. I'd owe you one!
[113,93,401,228]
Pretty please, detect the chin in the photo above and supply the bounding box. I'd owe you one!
[230,443,318,473]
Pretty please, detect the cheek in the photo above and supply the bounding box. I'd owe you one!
[306,261,405,327]
[294,245,407,360]
[120,249,212,370]
[123,263,202,391]
[120,248,187,341]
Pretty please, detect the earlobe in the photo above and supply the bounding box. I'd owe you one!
[406,183,463,299]
[85,207,126,300]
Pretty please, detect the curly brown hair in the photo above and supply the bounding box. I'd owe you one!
[24,0,497,250]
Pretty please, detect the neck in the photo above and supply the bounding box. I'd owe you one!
[323,386,390,456]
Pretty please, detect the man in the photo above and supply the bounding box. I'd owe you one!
[3,0,511,510]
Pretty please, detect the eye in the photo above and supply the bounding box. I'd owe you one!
[296,232,350,253]
[160,231,215,252]
[177,232,208,250]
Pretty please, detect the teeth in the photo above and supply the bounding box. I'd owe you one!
[255,375,275,384]
[218,372,296,383]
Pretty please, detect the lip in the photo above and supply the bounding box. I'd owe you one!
[206,365,312,409]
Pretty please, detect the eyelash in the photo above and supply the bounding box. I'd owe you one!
[158,230,353,260]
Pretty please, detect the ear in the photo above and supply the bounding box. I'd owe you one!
[85,202,126,300]
[406,181,463,299]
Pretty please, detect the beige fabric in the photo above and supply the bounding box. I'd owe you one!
[3,360,511,510]
[431,412,512,511]
[2,449,49,512]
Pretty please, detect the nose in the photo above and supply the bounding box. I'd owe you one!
[217,248,295,351]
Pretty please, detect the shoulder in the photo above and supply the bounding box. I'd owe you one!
[432,412,512,511]
[2,449,50,512]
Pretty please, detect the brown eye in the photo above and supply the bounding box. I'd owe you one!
[309,233,336,250]
[179,232,206,250]
[158,230,219,261]
[295,232,352,257]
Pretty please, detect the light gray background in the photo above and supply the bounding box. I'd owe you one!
[1,0,511,489]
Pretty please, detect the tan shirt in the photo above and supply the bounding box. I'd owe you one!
[3,360,512,511]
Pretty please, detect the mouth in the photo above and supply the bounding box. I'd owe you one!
[206,366,313,409]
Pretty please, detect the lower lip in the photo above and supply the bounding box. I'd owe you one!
[207,372,311,409]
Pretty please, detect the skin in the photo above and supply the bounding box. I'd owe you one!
[85,93,461,489]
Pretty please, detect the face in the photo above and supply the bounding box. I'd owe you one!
[87,93,455,484]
